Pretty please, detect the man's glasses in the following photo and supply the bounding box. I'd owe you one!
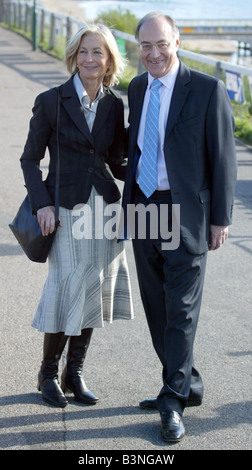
[139,42,171,53]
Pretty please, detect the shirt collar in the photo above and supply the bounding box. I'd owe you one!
[147,57,180,90]
[73,72,104,103]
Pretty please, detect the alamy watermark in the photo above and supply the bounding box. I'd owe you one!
[71,195,180,250]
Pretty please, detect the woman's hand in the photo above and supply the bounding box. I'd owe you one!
[37,206,58,236]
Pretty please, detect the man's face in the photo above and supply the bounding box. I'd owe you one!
[138,17,179,78]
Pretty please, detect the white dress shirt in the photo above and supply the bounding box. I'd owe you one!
[136,58,180,190]
[73,72,104,132]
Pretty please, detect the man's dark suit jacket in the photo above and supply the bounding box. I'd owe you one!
[122,61,237,255]
[21,77,127,213]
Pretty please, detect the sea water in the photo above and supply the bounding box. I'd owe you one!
[78,0,252,21]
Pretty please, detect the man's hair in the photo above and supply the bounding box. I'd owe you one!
[135,12,180,41]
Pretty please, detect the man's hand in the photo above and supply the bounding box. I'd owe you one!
[37,206,59,236]
[209,225,228,250]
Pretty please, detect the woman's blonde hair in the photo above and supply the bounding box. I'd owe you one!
[64,23,127,87]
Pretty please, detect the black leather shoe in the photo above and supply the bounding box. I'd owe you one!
[160,411,185,443]
[139,397,157,410]
[139,395,202,410]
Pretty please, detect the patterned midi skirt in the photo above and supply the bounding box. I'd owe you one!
[32,188,134,335]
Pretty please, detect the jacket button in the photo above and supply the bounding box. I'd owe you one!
[88,168,93,173]
[89,149,95,154]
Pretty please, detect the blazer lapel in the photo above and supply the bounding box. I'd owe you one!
[165,61,191,139]
[91,88,114,137]
[60,77,94,146]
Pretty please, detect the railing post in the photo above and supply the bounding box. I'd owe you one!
[215,61,223,80]
[13,1,17,27]
[18,2,22,30]
[24,4,29,33]
[49,13,56,50]
[32,0,37,50]
[40,9,45,43]
[66,16,72,45]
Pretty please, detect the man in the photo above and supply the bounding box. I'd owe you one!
[122,12,237,443]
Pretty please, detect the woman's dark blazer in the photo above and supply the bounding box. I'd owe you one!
[20,76,127,213]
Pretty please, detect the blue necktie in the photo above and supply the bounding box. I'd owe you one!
[139,79,162,198]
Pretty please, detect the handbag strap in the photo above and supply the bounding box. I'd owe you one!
[54,89,60,224]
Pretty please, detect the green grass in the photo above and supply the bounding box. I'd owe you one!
[232,102,252,145]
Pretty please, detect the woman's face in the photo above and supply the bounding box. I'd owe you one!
[76,33,111,84]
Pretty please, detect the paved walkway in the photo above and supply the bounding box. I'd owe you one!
[0,27,251,453]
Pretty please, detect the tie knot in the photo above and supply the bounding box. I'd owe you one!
[151,79,162,91]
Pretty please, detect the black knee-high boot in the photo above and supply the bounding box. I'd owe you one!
[38,332,69,408]
[61,328,98,405]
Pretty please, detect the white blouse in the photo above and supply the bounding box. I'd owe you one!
[73,72,104,132]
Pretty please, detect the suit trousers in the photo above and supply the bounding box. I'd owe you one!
[132,186,207,415]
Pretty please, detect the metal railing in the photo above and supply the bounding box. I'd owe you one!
[111,29,252,79]
[1,0,252,80]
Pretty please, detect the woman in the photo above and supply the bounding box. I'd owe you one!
[20,24,133,408]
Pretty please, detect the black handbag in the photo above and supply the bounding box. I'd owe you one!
[9,90,61,263]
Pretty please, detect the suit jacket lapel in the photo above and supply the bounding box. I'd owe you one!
[165,61,191,139]
[60,77,95,146]
[128,73,148,166]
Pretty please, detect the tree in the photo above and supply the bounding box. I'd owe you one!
[95,7,138,35]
